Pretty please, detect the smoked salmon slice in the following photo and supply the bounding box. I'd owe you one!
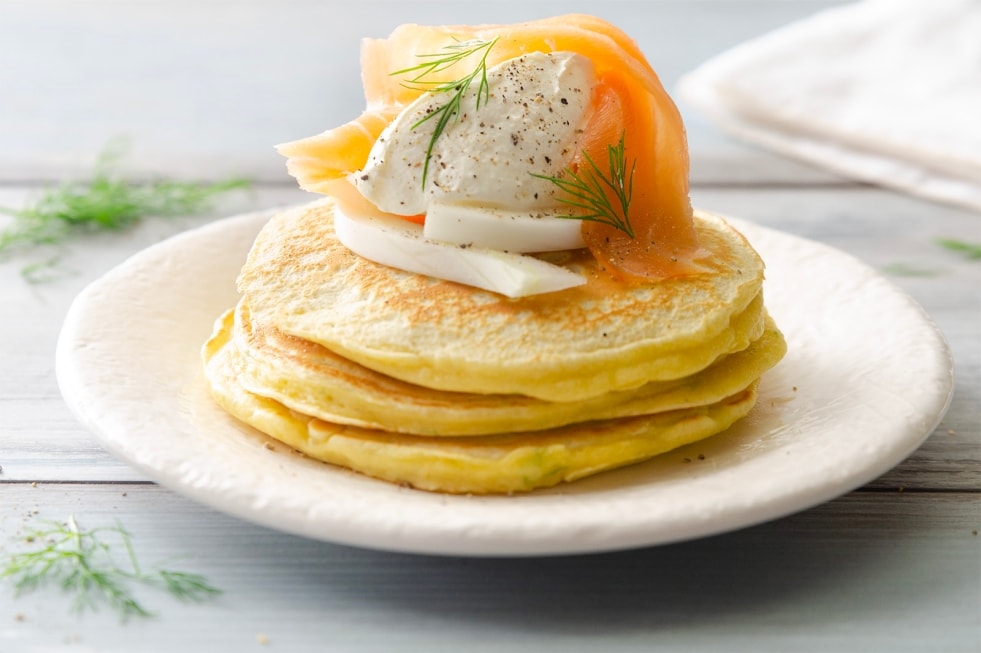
[277,107,400,195]
[278,14,702,280]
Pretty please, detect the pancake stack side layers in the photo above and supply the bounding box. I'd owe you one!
[202,15,786,494]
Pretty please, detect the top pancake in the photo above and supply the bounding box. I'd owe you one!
[238,200,765,401]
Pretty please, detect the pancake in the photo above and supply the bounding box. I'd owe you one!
[203,314,760,494]
[221,300,786,436]
[237,200,766,402]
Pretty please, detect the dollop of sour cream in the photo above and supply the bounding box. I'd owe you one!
[334,51,599,297]
[356,51,595,220]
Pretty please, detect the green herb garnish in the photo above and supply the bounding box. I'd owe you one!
[0,144,249,280]
[881,262,942,277]
[532,131,636,237]
[1,515,221,620]
[391,37,498,188]
[936,238,981,260]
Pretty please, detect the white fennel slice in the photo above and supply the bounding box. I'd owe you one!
[333,205,586,298]
[423,202,586,253]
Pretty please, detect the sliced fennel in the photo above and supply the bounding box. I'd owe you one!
[333,204,586,298]
[423,202,586,253]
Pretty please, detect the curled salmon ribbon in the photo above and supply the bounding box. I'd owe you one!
[277,14,703,279]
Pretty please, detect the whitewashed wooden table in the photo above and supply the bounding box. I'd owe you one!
[2,2,979,651]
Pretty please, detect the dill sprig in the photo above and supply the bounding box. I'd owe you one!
[881,262,941,277]
[936,238,981,260]
[391,37,498,187]
[1,515,221,620]
[0,144,249,281]
[532,131,636,237]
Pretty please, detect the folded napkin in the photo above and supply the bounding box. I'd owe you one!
[677,0,981,212]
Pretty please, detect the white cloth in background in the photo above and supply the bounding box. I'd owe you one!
[677,0,981,212]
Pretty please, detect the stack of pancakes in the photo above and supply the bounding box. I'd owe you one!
[203,200,786,494]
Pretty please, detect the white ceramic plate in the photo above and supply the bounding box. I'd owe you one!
[56,209,953,556]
